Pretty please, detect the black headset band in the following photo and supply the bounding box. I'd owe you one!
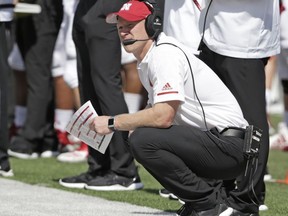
[140,0,163,39]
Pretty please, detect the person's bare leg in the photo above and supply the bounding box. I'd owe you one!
[53,76,76,152]
[72,87,81,109]
[265,56,277,134]
[54,75,74,109]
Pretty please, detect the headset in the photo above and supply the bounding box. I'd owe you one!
[141,0,163,39]
[122,0,163,46]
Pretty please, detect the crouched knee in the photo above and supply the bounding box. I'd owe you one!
[129,128,154,163]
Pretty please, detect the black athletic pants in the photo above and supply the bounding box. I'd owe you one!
[72,0,137,177]
[0,22,11,170]
[129,126,246,212]
[199,44,269,213]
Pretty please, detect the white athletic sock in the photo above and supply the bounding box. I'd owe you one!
[124,92,143,113]
[14,105,27,127]
[54,109,74,131]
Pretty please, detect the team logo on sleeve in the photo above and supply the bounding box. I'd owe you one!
[161,82,172,91]
[157,82,178,96]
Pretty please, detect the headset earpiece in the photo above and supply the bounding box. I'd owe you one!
[141,0,163,39]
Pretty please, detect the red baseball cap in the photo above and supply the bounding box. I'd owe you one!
[106,0,152,24]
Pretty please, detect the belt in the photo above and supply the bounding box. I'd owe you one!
[220,127,245,139]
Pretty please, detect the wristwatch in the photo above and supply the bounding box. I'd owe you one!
[108,116,116,131]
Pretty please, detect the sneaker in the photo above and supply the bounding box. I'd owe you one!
[56,130,80,153]
[263,174,273,182]
[159,188,185,204]
[9,136,39,159]
[40,150,58,158]
[67,133,81,144]
[259,204,268,211]
[8,149,38,159]
[159,188,178,200]
[85,172,144,191]
[57,142,88,163]
[269,122,288,150]
[227,209,259,216]
[59,172,97,189]
[0,166,14,177]
[177,203,228,216]
[283,145,288,152]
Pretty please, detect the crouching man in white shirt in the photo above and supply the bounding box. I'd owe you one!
[90,1,255,215]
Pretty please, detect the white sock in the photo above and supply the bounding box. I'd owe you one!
[14,105,27,127]
[54,109,74,131]
[124,92,143,113]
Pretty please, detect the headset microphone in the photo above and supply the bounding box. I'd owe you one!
[122,38,150,46]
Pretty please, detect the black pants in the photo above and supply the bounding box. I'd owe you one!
[129,126,246,212]
[199,44,269,213]
[72,0,137,177]
[13,0,63,152]
[0,22,11,170]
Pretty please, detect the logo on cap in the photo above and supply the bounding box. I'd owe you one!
[121,3,132,11]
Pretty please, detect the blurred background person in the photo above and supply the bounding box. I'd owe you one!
[51,0,89,163]
[0,0,14,177]
[8,0,63,159]
[58,0,143,191]
[198,0,280,214]
[269,0,288,151]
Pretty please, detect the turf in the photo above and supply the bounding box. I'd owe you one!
[2,114,288,215]
[2,149,287,215]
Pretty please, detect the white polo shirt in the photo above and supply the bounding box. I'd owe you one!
[163,0,203,55]
[200,0,280,58]
[138,32,248,132]
[0,0,14,22]
[280,0,288,49]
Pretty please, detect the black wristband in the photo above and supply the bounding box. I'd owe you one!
[108,116,116,131]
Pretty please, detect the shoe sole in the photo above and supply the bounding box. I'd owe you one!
[40,151,58,158]
[85,182,144,191]
[8,150,39,159]
[0,170,14,177]
[56,151,88,163]
[58,179,87,189]
[57,155,87,163]
[57,158,87,163]
[259,204,268,211]
[219,207,233,216]
[159,191,178,200]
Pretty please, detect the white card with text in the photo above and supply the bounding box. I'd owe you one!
[65,100,113,154]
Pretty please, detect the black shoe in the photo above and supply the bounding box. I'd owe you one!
[176,203,228,216]
[59,172,98,189]
[8,136,39,159]
[85,171,144,191]
[159,188,179,200]
[0,165,14,177]
[229,209,259,216]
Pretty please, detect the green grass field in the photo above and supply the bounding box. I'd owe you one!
[4,148,288,215]
[1,113,287,215]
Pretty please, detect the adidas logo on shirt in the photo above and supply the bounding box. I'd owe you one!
[161,83,172,91]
